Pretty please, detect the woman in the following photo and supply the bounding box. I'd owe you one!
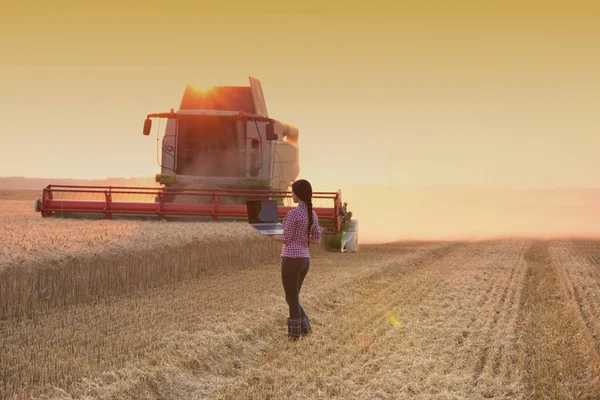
[269,179,321,340]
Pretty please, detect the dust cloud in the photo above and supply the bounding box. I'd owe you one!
[179,149,241,177]
[312,183,600,243]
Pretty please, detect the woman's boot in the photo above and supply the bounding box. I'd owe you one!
[287,318,302,340]
[301,315,312,336]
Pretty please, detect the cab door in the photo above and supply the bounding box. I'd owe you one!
[160,118,177,174]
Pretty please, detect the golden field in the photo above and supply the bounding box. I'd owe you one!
[1,201,600,399]
[0,190,39,201]
[0,200,281,320]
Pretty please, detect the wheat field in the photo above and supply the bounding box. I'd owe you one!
[0,190,39,201]
[1,200,600,399]
[0,200,281,320]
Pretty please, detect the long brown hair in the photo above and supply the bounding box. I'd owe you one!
[291,179,313,247]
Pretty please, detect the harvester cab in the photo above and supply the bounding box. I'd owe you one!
[34,77,357,252]
[145,76,300,197]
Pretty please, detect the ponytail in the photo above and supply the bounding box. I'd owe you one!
[307,201,313,247]
[291,179,314,247]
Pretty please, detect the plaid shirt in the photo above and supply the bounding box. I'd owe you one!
[281,202,321,258]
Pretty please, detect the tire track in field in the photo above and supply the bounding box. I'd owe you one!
[489,240,528,385]
[470,243,517,379]
[320,243,463,345]
[211,242,467,399]
[289,242,458,347]
[384,239,528,397]
[570,240,600,326]
[187,241,462,400]
[518,240,600,399]
[356,240,528,399]
[551,240,600,360]
[453,248,508,356]
[213,241,534,399]
[471,241,529,385]
[291,242,463,367]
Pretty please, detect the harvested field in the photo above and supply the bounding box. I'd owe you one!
[1,201,600,399]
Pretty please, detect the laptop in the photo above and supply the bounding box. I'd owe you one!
[246,199,284,235]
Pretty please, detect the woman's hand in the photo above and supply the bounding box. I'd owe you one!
[269,235,283,243]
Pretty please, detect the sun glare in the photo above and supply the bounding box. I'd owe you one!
[187,84,216,94]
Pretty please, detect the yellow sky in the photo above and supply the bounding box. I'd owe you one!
[1,0,599,188]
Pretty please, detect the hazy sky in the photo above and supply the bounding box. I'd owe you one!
[1,0,599,188]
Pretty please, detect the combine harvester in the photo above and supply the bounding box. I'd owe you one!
[35,77,358,252]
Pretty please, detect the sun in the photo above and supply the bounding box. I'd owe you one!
[186,83,217,95]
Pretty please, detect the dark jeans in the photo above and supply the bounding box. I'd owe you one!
[281,257,310,319]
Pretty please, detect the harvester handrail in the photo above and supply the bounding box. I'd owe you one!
[46,184,337,193]
[45,189,338,199]
[44,185,339,199]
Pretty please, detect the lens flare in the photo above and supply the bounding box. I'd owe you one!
[358,335,373,349]
[386,311,404,327]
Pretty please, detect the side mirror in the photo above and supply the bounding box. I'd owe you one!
[143,118,152,136]
[266,122,277,140]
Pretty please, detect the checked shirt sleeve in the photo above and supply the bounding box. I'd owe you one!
[281,209,298,246]
[310,212,321,241]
